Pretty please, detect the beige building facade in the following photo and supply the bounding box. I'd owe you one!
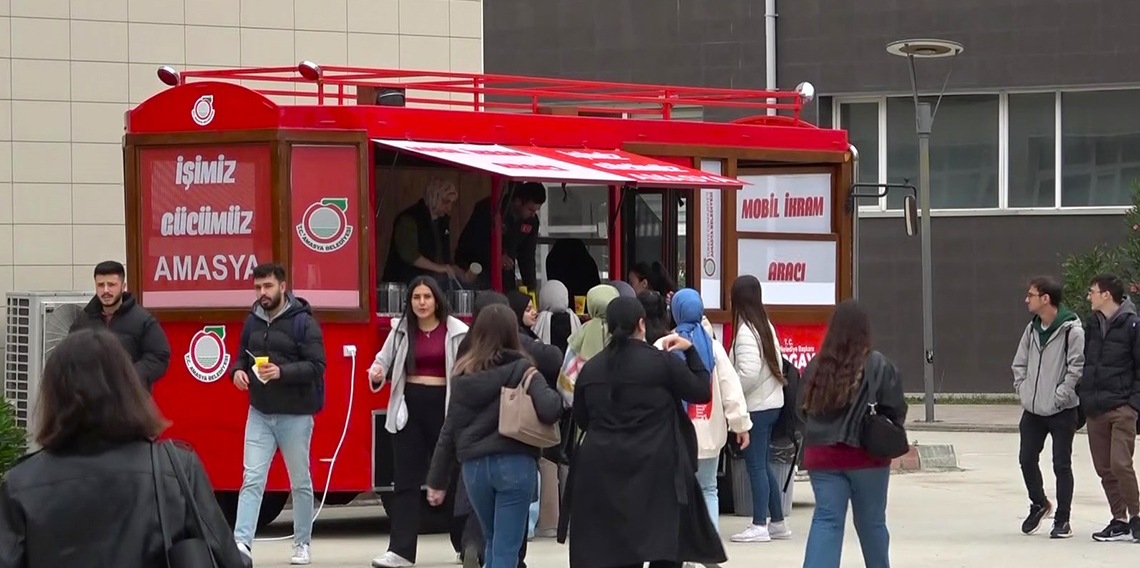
[0,0,483,295]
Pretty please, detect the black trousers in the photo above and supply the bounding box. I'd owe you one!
[388,384,451,562]
[1019,408,1078,523]
[612,563,682,568]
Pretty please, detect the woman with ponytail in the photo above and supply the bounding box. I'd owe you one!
[561,297,727,568]
[727,275,791,543]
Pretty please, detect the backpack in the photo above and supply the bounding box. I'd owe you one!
[772,357,804,444]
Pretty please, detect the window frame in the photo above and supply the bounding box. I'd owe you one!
[833,86,1140,218]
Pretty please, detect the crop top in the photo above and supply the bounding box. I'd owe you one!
[412,325,447,377]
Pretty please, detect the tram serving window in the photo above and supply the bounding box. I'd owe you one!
[372,149,491,312]
[622,189,691,297]
[537,184,608,298]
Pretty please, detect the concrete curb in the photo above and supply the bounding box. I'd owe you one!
[907,422,1020,434]
[891,443,960,472]
[906,422,1093,435]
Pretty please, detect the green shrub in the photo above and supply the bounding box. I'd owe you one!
[0,398,27,481]
[1062,180,1140,320]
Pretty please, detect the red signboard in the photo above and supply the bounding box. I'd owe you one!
[290,145,361,308]
[774,323,828,371]
[139,144,274,308]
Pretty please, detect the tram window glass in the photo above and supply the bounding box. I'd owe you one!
[629,193,665,272]
[537,184,610,286]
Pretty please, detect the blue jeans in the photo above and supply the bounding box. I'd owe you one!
[803,468,891,568]
[742,408,783,525]
[234,407,315,547]
[463,453,537,568]
[527,472,540,539]
[696,457,720,533]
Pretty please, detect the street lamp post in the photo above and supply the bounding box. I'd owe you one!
[886,39,963,423]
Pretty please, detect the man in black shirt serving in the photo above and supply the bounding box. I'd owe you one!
[456,181,546,292]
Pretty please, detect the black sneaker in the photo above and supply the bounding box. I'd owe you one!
[1050,521,1073,539]
[1022,500,1053,534]
[1130,516,1140,542]
[1092,520,1132,542]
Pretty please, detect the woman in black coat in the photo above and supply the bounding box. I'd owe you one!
[0,328,246,568]
[560,297,727,568]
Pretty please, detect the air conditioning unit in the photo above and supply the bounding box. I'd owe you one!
[3,291,93,441]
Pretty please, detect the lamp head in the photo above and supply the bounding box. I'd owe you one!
[886,39,964,59]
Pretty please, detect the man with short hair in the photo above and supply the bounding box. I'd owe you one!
[1079,273,1140,542]
[70,260,170,391]
[456,182,547,292]
[1012,276,1084,538]
[230,263,326,565]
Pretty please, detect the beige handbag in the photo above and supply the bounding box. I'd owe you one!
[499,367,561,448]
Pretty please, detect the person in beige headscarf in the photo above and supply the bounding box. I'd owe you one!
[383,177,475,285]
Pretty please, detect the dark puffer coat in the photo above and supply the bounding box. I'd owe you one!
[1079,299,1140,418]
[70,292,171,391]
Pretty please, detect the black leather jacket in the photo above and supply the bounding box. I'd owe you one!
[0,437,246,568]
[801,351,908,448]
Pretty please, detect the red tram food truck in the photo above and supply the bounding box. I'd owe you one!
[123,62,856,527]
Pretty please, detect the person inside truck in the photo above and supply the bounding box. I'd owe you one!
[455,181,546,293]
[383,178,475,287]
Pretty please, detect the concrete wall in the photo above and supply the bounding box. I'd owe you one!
[0,0,483,294]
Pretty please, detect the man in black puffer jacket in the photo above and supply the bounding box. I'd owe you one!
[228,263,326,565]
[1079,274,1140,543]
[70,260,171,392]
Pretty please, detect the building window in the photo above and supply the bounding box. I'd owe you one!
[1008,93,1057,208]
[1061,90,1140,207]
[886,95,999,209]
[840,102,879,191]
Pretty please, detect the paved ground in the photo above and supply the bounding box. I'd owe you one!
[248,428,1140,567]
[905,404,1024,432]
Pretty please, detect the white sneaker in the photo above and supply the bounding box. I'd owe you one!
[236,541,252,562]
[372,551,415,567]
[730,523,772,542]
[291,543,311,565]
[768,520,793,540]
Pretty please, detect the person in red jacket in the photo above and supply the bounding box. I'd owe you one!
[799,300,907,568]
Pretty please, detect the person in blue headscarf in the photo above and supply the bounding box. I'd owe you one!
[655,288,752,535]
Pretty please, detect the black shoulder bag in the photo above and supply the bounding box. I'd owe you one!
[859,361,910,460]
[152,441,220,568]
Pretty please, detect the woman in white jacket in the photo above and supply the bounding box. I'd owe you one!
[654,288,752,534]
[727,275,791,544]
[366,276,469,568]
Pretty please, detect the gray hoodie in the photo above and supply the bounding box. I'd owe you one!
[1012,312,1085,416]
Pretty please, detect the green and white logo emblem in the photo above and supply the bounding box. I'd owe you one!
[297,197,353,253]
[185,325,230,383]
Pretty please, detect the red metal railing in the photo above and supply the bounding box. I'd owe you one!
[176,64,808,122]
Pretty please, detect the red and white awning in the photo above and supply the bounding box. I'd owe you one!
[373,139,746,189]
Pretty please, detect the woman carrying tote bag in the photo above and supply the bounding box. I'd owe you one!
[425,304,563,568]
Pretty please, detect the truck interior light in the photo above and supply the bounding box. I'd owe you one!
[298,61,323,81]
[156,66,180,86]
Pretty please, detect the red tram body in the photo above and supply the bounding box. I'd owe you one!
[123,64,854,523]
